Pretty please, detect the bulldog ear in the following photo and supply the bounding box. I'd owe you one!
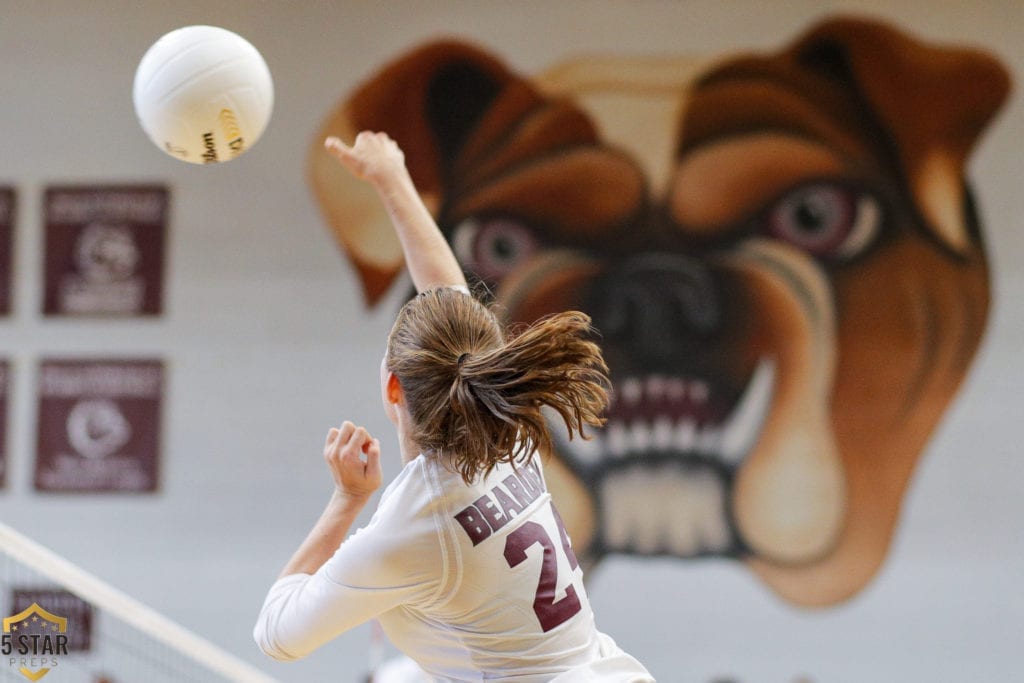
[309,42,519,306]
[789,17,1011,255]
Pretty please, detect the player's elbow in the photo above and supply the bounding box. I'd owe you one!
[253,619,305,663]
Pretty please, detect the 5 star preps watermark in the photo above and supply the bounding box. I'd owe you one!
[2,603,69,681]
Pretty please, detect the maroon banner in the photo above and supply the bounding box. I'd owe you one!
[0,187,14,316]
[10,588,93,652]
[42,186,168,316]
[35,359,163,493]
[0,360,8,489]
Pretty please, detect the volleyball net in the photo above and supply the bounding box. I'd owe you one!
[0,522,277,683]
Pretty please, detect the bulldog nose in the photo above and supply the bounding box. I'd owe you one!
[587,253,721,365]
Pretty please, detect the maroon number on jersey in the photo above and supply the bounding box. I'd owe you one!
[503,508,583,632]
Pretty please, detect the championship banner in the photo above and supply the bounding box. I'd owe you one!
[0,360,8,489]
[42,186,168,316]
[0,187,14,316]
[34,360,163,493]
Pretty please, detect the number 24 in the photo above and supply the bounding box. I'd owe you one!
[503,505,582,632]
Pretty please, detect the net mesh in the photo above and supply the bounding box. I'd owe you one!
[0,522,276,683]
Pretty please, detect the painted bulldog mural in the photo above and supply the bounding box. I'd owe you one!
[308,16,1010,608]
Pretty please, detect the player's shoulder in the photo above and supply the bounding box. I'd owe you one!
[372,455,439,524]
[335,456,447,580]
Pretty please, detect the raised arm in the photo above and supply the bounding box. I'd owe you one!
[325,132,467,293]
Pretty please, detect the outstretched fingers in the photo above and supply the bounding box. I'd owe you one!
[324,131,404,182]
[324,136,364,176]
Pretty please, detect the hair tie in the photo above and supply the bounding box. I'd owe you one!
[457,352,470,368]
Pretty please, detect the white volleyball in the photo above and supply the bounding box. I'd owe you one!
[133,25,273,164]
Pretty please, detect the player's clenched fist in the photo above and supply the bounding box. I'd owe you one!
[324,421,383,501]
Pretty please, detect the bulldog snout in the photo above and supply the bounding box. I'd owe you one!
[587,253,721,365]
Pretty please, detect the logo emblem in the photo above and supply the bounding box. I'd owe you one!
[66,398,132,460]
[2,603,69,681]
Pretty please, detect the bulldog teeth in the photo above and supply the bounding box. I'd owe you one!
[665,467,731,555]
[666,378,686,402]
[652,417,674,450]
[629,421,652,453]
[606,422,629,457]
[720,357,776,464]
[645,375,666,401]
[620,378,643,405]
[601,463,731,556]
[673,418,698,451]
[554,363,773,466]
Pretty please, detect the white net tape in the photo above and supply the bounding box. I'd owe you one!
[0,522,276,683]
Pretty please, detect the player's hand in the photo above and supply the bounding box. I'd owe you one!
[324,131,405,185]
[323,421,383,502]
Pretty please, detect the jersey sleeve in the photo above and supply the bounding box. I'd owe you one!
[254,460,447,662]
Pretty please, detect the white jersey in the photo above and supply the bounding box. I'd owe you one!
[254,452,653,682]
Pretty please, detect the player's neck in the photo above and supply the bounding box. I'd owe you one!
[399,431,421,465]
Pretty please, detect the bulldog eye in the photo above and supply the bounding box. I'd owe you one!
[766,183,881,259]
[451,217,538,281]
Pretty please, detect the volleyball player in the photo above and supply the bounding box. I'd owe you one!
[253,131,654,682]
